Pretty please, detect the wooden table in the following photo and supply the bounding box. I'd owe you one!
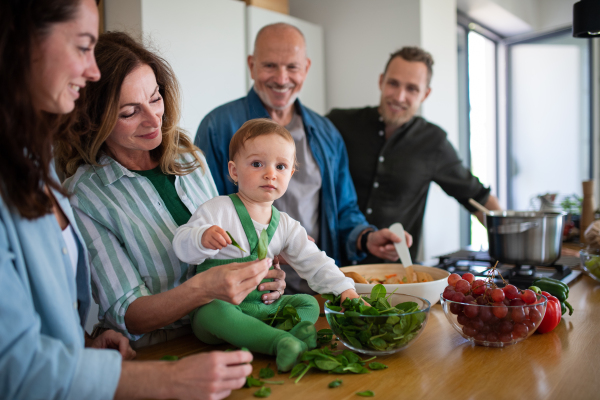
[136,275,600,399]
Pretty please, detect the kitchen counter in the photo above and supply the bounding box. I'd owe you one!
[136,274,600,399]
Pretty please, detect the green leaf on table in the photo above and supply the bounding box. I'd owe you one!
[159,355,178,361]
[253,386,272,398]
[342,350,361,364]
[259,364,275,379]
[328,379,343,388]
[262,380,284,385]
[315,358,341,371]
[370,284,386,301]
[357,390,375,397]
[368,362,388,370]
[226,231,247,253]
[289,363,305,379]
[343,363,364,373]
[257,229,268,260]
[245,375,264,388]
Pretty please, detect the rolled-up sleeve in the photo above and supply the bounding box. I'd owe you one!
[72,205,151,340]
[0,223,121,400]
[432,139,491,212]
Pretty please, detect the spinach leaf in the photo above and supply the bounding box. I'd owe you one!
[370,284,386,301]
[328,379,343,388]
[245,375,264,388]
[368,362,388,370]
[289,363,305,379]
[253,386,271,398]
[159,355,178,361]
[259,364,275,379]
[257,229,268,260]
[356,390,375,397]
[226,231,247,253]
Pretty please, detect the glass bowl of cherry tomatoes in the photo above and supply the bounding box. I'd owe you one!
[439,272,547,347]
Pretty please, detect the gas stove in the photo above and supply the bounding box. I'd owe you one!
[433,249,581,289]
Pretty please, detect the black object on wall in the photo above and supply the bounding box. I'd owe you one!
[573,0,600,38]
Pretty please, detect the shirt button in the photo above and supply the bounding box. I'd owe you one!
[378,130,384,137]
[373,182,379,188]
[378,156,385,163]
[378,116,383,122]
[366,208,373,215]
[62,247,68,255]
[352,261,358,265]
[73,301,78,310]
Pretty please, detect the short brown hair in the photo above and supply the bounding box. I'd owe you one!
[229,118,296,168]
[55,31,204,177]
[383,46,434,86]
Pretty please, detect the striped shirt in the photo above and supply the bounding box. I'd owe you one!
[63,152,218,340]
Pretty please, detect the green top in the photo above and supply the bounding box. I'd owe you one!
[132,166,192,226]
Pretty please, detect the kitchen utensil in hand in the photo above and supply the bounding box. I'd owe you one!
[469,198,491,216]
[389,223,412,282]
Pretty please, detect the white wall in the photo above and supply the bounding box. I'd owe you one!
[290,0,421,111]
[291,0,461,262]
[246,6,326,114]
[420,0,461,261]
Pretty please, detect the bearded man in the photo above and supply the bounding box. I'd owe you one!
[327,47,500,263]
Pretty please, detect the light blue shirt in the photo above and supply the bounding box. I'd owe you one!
[0,178,121,399]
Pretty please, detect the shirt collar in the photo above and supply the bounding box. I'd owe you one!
[247,86,317,133]
[93,155,138,186]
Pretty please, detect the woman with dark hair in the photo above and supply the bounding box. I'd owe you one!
[54,31,286,348]
[1,1,252,399]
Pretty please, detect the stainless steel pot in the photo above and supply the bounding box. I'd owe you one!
[486,211,565,266]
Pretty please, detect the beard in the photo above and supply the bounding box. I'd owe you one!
[255,82,299,111]
[378,101,413,130]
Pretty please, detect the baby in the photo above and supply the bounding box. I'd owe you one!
[172,118,360,371]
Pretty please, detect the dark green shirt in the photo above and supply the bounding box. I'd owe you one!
[327,106,491,262]
[132,166,192,226]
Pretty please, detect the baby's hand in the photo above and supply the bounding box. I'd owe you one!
[341,288,370,307]
[201,225,231,250]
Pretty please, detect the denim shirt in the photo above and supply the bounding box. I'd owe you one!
[0,179,121,399]
[195,87,374,266]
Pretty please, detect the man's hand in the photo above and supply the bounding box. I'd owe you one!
[89,330,136,360]
[366,228,413,261]
[259,256,287,305]
[201,225,232,250]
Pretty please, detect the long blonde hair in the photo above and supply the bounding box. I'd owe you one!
[55,31,203,177]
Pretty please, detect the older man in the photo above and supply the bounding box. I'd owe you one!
[195,23,409,293]
[327,47,500,262]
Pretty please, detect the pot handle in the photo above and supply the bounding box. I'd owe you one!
[490,222,539,234]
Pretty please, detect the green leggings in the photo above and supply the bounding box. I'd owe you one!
[191,293,319,355]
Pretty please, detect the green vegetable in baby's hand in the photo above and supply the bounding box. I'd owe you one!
[257,229,268,260]
[159,355,178,361]
[226,231,246,253]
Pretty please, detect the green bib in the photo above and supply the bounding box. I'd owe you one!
[195,194,280,301]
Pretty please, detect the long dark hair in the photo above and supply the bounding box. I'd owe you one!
[55,31,204,178]
[0,0,81,219]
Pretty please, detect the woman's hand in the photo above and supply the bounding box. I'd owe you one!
[365,228,413,261]
[88,330,136,360]
[168,350,253,400]
[193,258,272,305]
[259,256,286,305]
[201,225,231,250]
[115,350,253,400]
